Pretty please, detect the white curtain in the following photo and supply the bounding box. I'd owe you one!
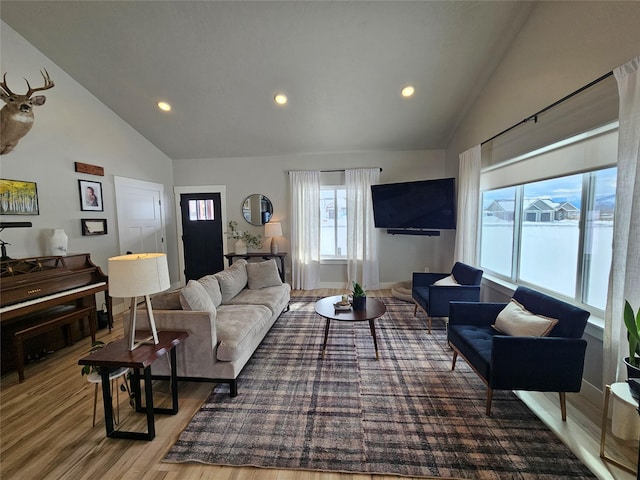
[604,56,640,386]
[346,168,380,290]
[289,170,321,290]
[453,144,481,265]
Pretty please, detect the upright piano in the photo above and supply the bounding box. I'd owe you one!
[0,253,112,381]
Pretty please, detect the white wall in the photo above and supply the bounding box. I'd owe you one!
[173,149,450,287]
[445,2,640,404]
[0,23,179,299]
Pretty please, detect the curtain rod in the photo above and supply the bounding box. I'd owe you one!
[288,168,382,174]
[481,70,614,146]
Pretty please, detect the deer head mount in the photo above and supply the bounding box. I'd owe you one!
[0,69,55,155]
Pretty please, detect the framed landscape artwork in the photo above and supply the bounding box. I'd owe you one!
[0,179,39,215]
[79,180,103,212]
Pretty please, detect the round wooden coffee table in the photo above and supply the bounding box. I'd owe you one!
[314,295,387,360]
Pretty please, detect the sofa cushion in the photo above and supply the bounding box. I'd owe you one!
[227,283,291,315]
[215,259,248,303]
[151,290,182,310]
[433,274,459,286]
[199,274,223,307]
[215,304,272,362]
[179,280,217,313]
[246,259,283,290]
[493,299,558,337]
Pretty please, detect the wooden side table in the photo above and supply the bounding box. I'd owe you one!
[78,330,188,441]
[224,252,287,282]
[600,382,639,475]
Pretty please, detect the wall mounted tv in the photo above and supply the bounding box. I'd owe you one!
[371,177,456,233]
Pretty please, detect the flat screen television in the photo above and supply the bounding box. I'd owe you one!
[371,177,456,230]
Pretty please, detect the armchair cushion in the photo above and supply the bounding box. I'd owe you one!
[493,299,558,337]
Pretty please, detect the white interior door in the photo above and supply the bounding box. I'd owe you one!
[114,176,165,255]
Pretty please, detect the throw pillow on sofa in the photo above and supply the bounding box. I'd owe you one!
[199,275,223,307]
[215,259,248,303]
[246,259,283,290]
[180,280,217,313]
[493,299,558,337]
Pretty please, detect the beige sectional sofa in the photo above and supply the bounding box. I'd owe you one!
[124,258,290,396]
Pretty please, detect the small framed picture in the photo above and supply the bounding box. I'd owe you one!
[79,180,103,211]
[81,218,107,236]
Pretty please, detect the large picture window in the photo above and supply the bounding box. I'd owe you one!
[479,167,616,313]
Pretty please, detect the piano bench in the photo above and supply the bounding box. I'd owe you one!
[13,305,96,382]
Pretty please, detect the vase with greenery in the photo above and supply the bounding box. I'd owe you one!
[243,232,263,252]
[623,300,640,378]
[352,281,367,311]
[226,221,262,253]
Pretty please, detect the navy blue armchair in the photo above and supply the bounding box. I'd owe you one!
[412,262,483,333]
[447,286,590,421]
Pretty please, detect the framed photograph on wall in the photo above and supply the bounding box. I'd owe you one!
[0,179,39,215]
[81,218,107,236]
[79,180,103,211]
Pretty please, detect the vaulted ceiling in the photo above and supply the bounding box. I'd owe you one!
[1,1,534,160]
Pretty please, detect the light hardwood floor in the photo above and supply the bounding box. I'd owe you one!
[0,289,636,480]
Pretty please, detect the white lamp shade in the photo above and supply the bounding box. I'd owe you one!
[264,222,283,238]
[108,253,170,298]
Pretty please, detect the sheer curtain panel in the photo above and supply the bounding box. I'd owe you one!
[604,56,640,386]
[346,168,380,290]
[289,170,321,290]
[454,145,481,265]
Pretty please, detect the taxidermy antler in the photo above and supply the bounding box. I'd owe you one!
[0,69,54,155]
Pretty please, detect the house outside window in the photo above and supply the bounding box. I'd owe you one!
[479,167,616,313]
[320,185,347,259]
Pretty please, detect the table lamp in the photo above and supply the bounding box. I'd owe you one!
[264,222,283,254]
[108,253,170,350]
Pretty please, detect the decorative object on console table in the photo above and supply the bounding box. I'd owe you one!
[48,228,68,256]
[351,281,367,311]
[264,222,283,254]
[78,179,103,212]
[108,253,170,350]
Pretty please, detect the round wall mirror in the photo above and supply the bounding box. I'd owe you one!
[242,194,273,225]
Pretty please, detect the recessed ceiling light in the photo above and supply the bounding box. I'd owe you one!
[401,86,415,98]
[157,101,172,112]
[274,93,288,105]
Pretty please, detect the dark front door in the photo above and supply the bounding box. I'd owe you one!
[180,193,224,281]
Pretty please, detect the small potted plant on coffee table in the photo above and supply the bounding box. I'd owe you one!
[352,281,367,311]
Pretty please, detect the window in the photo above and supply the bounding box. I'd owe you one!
[188,199,215,221]
[479,167,616,313]
[320,185,347,258]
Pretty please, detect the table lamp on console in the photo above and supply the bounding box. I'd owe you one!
[264,222,283,254]
[108,253,170,350]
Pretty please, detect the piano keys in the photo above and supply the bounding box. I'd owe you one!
[0,253,111,381]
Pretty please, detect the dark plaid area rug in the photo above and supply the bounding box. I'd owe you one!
[164,296,597,479]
